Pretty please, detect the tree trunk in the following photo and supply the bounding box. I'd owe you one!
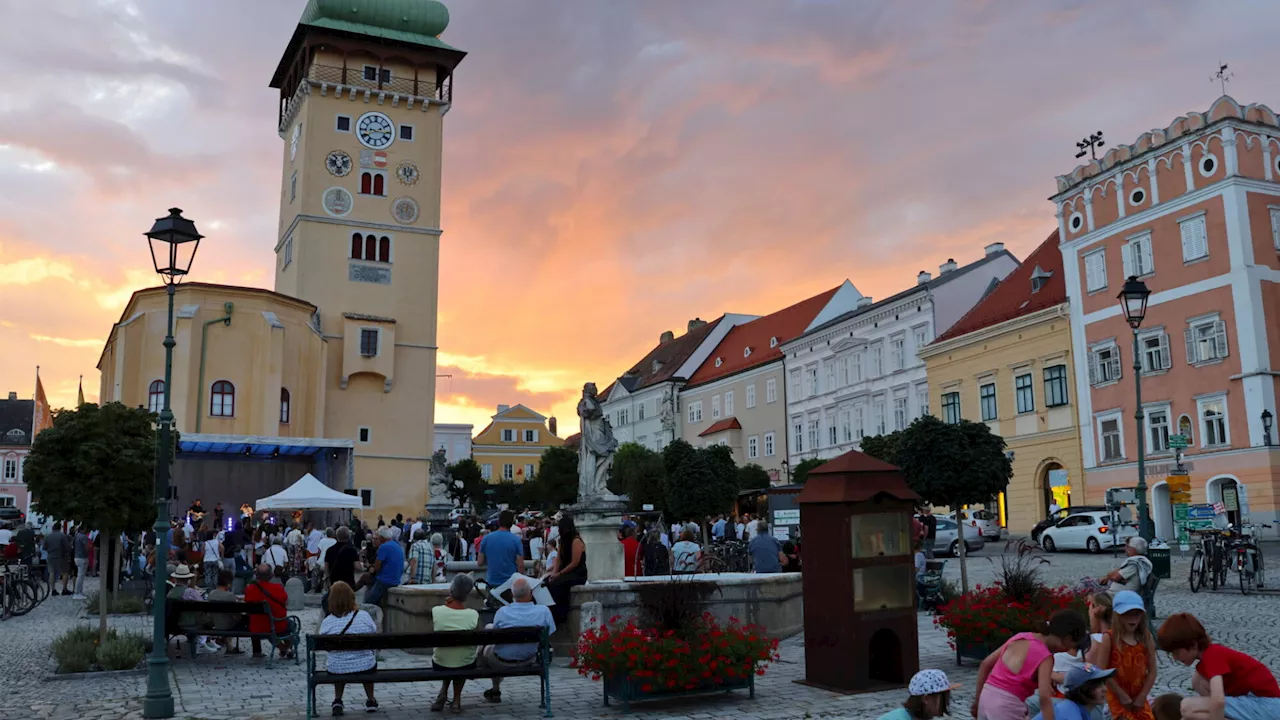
[958,521,970,595]
[98,540,109,647]
[111,536,122,611]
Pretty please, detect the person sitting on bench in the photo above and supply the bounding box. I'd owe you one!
[245,563,294,660]
[430,574,479,713]
[319,581,378,716]
[479,576,555,705]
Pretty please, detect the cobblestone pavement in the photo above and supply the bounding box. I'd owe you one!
[4,545,1279,720]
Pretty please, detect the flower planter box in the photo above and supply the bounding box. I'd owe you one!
[602,671,755,710]
[954,641,995,666]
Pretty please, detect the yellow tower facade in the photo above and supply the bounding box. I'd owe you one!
[269,0,465,518]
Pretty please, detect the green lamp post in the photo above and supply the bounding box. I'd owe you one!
[142,208,203,719]
[1118,275,1152,542]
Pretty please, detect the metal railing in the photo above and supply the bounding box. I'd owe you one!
[307,64,452,104]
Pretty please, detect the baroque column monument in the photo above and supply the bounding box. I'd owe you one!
[572,382,627,581]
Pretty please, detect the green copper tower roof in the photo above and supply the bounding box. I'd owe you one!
[299,0,457,51]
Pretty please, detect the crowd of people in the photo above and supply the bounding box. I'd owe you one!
[1,518,126,600]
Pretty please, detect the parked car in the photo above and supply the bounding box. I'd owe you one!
[1038,510,1136,553]
[1030,505,1107,543]
[947,509,1003,540]
[933,517,985,557]
[0,507,25,525]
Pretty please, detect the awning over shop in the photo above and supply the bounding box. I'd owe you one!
[176,433,354,459]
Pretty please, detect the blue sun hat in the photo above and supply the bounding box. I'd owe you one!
[1063,663,1115,692]
[1112,590,1145,615]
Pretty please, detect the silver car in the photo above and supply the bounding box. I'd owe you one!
[947,509,1003,540]
[933,517,985,557]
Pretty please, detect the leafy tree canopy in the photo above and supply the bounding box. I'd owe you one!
[446,458,485,510]
[524,445,579,511]
[889,416,1011,508]
[858,431,903,467]
[663,440,739,520]
[736,463,771,491]
[613,442,667,513]
[24,403,159,533]
[791,457,826,486]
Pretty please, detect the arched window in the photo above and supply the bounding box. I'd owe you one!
[378,236,390,263]
[365,234,377,260]
[148,380,165,413]
[351,232,363,259]
[360,172,373,195]
[280,388,291,424]
[210,381,235,417]
[373,173,385,196]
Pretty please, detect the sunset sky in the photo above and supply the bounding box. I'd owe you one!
[2,1,1279,437]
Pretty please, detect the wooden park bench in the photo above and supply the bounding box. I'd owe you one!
[165,598,301,668]
[305,626,552,719]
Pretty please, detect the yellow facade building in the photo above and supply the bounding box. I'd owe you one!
[471,405,564,484]
[919,231,1086,533]
[95,1,466,519]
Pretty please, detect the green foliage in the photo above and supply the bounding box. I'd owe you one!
[516,446,579,511]
[52,626,99,674]
[892,416,1012,508]
[613,443,667,513]
[736,463,771,491]
[24,403,159,533]
[790,458,826,486]
[662,440,739,520]
[446,458,485,510]
[96,635,146,671]
[858,431,904,465]
[51,625,149,673]
[83,591,146,615]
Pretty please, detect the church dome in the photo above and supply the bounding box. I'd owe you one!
[314,0,450,38]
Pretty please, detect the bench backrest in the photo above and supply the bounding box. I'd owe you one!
[168,599,270,616]
[308,626,547,653]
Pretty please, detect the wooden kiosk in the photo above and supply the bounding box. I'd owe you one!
[796,451,920,693]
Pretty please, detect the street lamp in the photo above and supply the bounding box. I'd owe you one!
[142,208,203,719]
[1118,275,1152,541]
[1263,409,1274,446]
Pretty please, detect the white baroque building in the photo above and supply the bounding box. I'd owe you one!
[781,246,1019,468]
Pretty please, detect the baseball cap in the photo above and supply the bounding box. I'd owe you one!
[1062,664,1115,693]
[908,669,960,696]
[1112,590,1145,615]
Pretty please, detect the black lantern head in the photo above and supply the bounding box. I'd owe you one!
[1263,409,1274,432]
[1117,275,1151,329]
[146,207,203,284]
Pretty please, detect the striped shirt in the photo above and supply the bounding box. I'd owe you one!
[319,611,377,674]
[408,541,434,584]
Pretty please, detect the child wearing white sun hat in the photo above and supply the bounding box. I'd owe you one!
[878,669,961,719]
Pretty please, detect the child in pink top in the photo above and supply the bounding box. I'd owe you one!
[973,610,1089,720]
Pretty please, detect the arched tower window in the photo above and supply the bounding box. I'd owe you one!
[210,381,235,417]
[148,380,165,413]
[378,236,390,263]
[351,232,363,259]
[280,388,291,424]
[360,172,372,195]
[373,173,385,196]
[364,234,377,260]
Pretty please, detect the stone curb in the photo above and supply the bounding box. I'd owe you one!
[44,667,147,682]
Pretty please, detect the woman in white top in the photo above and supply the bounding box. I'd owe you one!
[671,528,701,573]
[318,581,378,715]
[541,538,558,579]
[201,530,222,590]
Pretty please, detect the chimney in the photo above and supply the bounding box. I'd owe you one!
[687,318,707,332]
[939,258,958,274]
[917,270,931,285]
[6,391,16,401]
[856,296,873,308]
[497,404,510,413]
[984,242,1005,257]
[548,416,558,436]
[659,330,675,344]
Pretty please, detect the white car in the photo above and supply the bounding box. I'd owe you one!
[947,509,1003,541]
[1038,510,1136,553]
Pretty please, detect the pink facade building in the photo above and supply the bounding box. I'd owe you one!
[0,390,34,517]
[1056,96,1280,540]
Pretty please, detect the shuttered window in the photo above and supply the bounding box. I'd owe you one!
[1185,318,1229,364]
[1084,249,1107,292]
[1122,233,1154,277]
[1179,214,1208,262]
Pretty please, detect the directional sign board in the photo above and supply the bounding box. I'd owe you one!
[1168,434,1190,449]
[1185,503,1218,531]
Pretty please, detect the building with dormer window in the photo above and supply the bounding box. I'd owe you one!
[0,391,34,516]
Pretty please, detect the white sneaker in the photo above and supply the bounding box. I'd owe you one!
[197,641,220,654]
[71,594,86,600]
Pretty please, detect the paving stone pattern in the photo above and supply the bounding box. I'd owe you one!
[4,546,1280,720]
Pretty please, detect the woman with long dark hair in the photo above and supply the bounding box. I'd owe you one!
[545,515,588,623]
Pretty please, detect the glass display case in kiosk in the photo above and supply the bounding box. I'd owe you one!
[796,450,920,693]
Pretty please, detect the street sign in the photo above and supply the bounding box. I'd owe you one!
[1173,504,1189,522]
[1171,491,1192,505]
[1169,434,1190,449]
[1187,504,1216,520]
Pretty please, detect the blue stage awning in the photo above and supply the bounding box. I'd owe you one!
[176,433,355,459]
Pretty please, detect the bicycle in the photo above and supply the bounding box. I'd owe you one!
[1189,529,1231,593]
[0,562,39,619]
[1229,523,1270,595]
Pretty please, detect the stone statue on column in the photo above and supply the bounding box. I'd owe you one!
[576,382,621,502]
[428,449,452,504]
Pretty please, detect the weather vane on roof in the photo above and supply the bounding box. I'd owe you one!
[1212,63,1234,95]
[1075,131,1104,161]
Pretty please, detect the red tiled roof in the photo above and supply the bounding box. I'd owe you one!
[932,230,1064,344]
[610,317,726,394]
[698,417,742,437]
[685,287,840,387]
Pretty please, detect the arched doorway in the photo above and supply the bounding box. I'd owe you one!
[1206,476,1244,527]
[1150,481,1174,542]
[1037,460,1069,521]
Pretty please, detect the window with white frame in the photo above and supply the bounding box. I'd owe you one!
[617,409,630,426]
[1198,395,1229,447]
[1015,373,1035,414]
[1088,343,1122,386]
[839,410,852,443]
[980,383,997,421]
[793,419,804,453]
[893,396,908,431]
[1185,316,1229,365]
[711,395,721,420]
[837,356,850,387]
[687,401,703,424]
[1179,212,1209,262]
[524,429,539,442]
[748,435,759,459]
[874,401,886,435]
[481,464,492,480]
[916,387,929,417]
[1098,414,1124,461]
[913,327,929,356]
[501,428,515,442]
[1139,330,1171,373]
[807,367,819,396]
[746,383,756,409]
[890,336,905,371]
[2,457,16,481]
[764,432,775,457]
[502,464,514,480]
[524,464,535,479]
[853,406,865,439]
[824,362,835,392]
[1123,232,1154,278]
[852,352,863,382]
[637,402,646,421]
[725,391,734,416]
[827,414,837,446]
[1271,206,1280,251]
[789,371,801,400]
[870,344,883,376]
[1043,365,1069,407]
[1084,249,1108,292]
[1147,405,1171,454]
[941,392,961,424]
[765,378,777,404]
[807,419,820,449]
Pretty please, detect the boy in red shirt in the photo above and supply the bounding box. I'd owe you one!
[1157,612,1280,720]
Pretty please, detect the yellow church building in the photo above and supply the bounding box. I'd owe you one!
[96,0,465,520]
[470,405,564,483]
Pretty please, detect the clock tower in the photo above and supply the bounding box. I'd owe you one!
[269,0,465,518]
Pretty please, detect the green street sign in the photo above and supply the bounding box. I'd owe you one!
[1174,504,1189,522]
[1168,434,1190,449]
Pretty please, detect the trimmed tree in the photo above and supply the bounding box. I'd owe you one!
[24,402,160,644]
[612,443,667,513]
[663,440,739,523]
[528,446,579,510]
[736,463,771,491]
[791,457,826,485]
[446,458,485,510]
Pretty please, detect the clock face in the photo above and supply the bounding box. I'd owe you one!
[356,112,395,149]
[290,123,301,161]
[326,150,352,177]
[396,161,420,186]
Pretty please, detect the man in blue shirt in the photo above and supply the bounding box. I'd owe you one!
[748,521,785,573]
[365,526,404,606]
[711,514,727,542]
[478,576,555,704]
[478,510,524,587]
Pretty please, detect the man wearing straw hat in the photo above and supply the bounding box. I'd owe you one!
[166,564,218,654]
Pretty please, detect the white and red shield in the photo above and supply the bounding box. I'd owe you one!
[373,151,388,168]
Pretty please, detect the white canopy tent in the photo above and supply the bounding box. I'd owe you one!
[255,473,363,510]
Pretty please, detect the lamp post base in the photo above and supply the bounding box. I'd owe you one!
[142,655,175,718]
